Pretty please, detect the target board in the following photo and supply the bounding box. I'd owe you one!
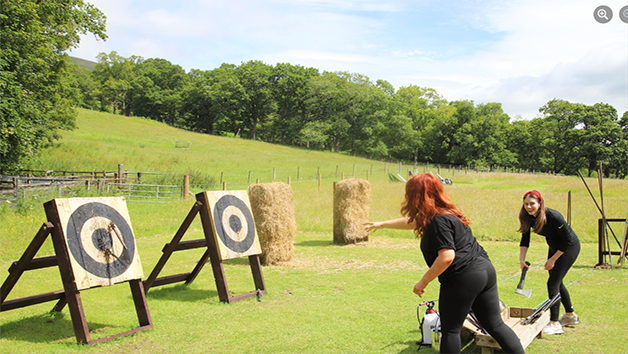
[202,191,262,260]
[51,197,144,290]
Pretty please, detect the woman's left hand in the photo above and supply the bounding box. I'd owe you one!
[545,259,555,270]
[413,281,426,297]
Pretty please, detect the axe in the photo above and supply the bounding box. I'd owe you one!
[515,261,532,298]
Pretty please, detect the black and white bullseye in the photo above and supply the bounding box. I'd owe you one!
[66,202,135,278]
[213,195,256,253]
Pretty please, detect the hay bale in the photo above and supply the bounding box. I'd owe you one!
[333,178,371,244]
[248,182,297,265]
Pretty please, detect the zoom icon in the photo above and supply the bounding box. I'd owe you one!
[594,5,612,23]
[620,5,628,23]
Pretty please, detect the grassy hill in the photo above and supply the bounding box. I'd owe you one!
[69,56,96,70]
[26,108,398,187]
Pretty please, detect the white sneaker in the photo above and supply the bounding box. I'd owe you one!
[559,313,580,326]
[543,322,564,335]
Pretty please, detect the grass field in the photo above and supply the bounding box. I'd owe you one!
[1,109,627,353]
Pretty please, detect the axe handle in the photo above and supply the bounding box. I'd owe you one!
[516,261,531,289]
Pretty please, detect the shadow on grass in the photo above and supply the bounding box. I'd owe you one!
[0,311,107,343]
[145,283,218,302]
[391,330,485,354]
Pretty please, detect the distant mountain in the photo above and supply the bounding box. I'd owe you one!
[70,56,97,71]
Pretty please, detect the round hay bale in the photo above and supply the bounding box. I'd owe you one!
[248,182,297,265]
[333,178,371,244]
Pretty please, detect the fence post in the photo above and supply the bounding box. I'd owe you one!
[183,175,190,200]
[353,164,356,177]
[222,182,227,191]
[248,171,251,184]
[273,167,276,180]
[118,164,124,183]
[297,166,300,181]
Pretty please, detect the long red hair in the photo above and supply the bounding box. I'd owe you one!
[401,173,470,238]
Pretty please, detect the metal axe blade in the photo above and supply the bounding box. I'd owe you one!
[515,261,532,298]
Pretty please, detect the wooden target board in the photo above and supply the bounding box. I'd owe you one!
[50,197,144,290]
[201,190,262,260]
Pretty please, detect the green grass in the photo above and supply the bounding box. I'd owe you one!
[1,109,627,353]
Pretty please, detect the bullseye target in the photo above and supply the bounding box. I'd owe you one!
[51,197,144,290]
[202,191,261,260]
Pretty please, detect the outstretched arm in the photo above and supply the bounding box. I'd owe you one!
[364,217,416,232]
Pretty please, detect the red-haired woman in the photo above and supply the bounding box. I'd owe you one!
[518,190,580,335]
[365,173,524,354]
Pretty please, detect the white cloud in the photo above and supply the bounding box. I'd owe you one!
[70,0,628,118]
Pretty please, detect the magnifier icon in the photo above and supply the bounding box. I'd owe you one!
[598,9,609,20]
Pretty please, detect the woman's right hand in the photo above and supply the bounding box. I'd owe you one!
[520,260,530,271]
[364,221,381,233]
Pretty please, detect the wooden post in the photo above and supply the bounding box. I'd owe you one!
[335,165,339,178]
[318,173,321,191]
[366,170,369,181]
[222,182,227,191]
[118,164,124,183]
[297,166,300,181]
[288,176,291,186]
[248,171,251,184]
[273,167,276,180]
[220,172,224,185]
[352,164,355,177]
[567,191,571,226]
[341,172,345,180]
[183,175,190,200]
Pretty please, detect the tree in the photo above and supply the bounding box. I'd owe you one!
[130,58,188,125]
[0,0,106,171]
[265,63,318,145]
[91,51,138,115]
[181,64,244,135]
[234,60,276,140]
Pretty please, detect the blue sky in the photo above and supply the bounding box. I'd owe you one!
[71,0,628,120]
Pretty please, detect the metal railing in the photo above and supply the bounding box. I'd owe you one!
[106,183,183,203]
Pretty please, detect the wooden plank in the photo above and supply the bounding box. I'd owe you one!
[9,255,58,272]
[473,307,549,351]
[0,289,65,311]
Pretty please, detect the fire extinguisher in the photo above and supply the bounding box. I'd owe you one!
[417,300,441,349]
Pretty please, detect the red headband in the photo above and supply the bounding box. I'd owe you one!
[524,190,542,200]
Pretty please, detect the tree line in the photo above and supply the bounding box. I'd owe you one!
[70,52,628,177]
[2,1,627,177]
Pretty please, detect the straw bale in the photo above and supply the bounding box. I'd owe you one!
[333,178,371,244]
[248,182,297,264]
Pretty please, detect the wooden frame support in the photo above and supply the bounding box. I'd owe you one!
[196,192,266,303]
[143,201,210,292]
[598,218,627,266]
[2,200,153,345]
[143,195,267,304]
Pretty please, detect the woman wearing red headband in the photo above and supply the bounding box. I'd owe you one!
[365,174,524,354]
[518,190,581,335]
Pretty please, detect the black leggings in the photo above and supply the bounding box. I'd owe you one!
[438,257,525,354]
[547,241,580,321]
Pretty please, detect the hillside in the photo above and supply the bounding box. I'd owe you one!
[70,56,97,70]
[27,108,394,186]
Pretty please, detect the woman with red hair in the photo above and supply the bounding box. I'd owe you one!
[518,190,580,335]
[365,173,524,354]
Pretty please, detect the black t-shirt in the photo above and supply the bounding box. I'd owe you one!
[520,208,579,252]
[420,213,489,284]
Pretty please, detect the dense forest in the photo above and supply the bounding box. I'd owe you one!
[2,0,627,177]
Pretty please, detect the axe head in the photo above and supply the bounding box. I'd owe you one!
[515,288,532,298]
